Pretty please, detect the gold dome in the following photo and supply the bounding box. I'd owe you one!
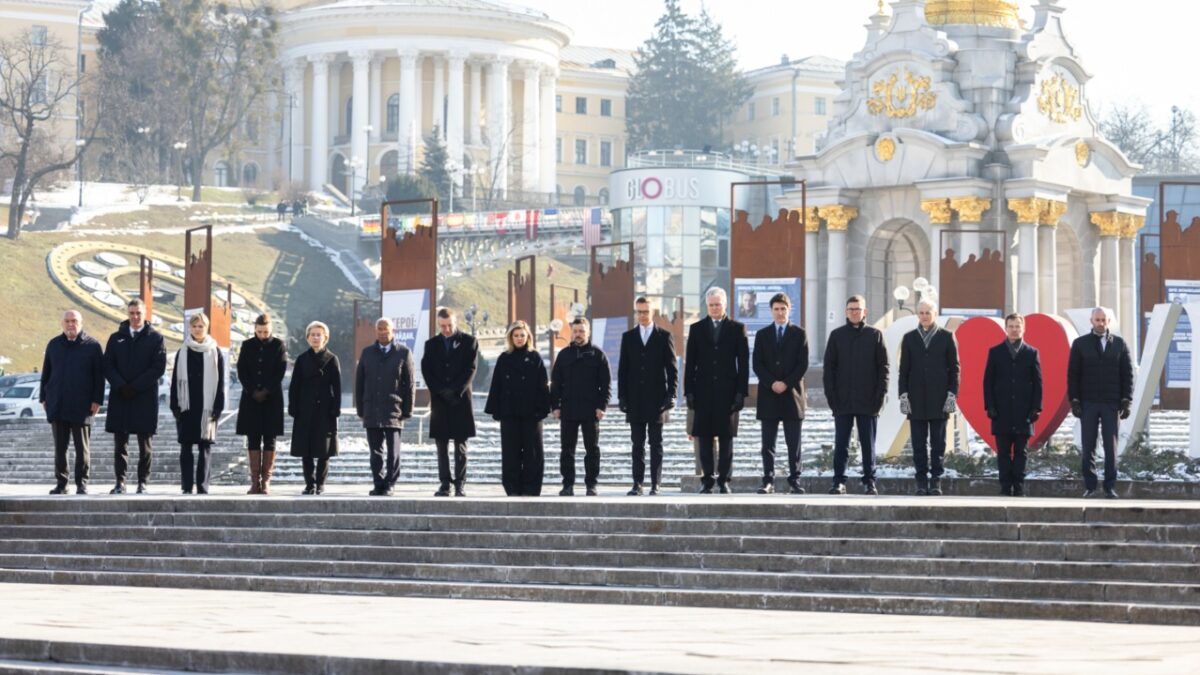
[925,0,1021,30]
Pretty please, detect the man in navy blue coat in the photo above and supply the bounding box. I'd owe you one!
[983,313,1043,496]
[104,299,167,494]
[40,310,105,494]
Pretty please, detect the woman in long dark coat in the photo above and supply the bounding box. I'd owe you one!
[485,321,550,496]
[170,312,225,495]
[235,314,287,494]
[289,321,341,495]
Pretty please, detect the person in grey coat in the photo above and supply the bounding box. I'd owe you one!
[40,310,105,494]
[355,318,415,496]
[898,300,959,496]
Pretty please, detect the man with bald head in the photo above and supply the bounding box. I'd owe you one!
[41,310,105,494]
[1068,306,1133,499]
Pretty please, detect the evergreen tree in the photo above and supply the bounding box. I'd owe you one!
[384,174,437,214]
[418,125,452,204]
[626,0,750,152]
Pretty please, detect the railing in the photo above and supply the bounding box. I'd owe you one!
[625,149,792,176]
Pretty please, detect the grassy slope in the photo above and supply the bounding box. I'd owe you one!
[440,255,588,332]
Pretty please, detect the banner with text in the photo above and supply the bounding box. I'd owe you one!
[732,277,802,385]
[381,289,431,390]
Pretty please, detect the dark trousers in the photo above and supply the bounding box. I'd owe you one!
[761,418,802,484]
[179,442,211,493]
[630,421,664,487]
[833,414,877,485]
[500,416,544,496]
[1080,401,1119,491]
[436,438,468,487]
[697,435,733,488]
[245,434,277,452]
[995,434,1028,491]
[560,419,600,488]
[113,432,153,485]
[366,428,401,490]
[910,418,947,484]
[302,456,330,489]
[51,421,90,489]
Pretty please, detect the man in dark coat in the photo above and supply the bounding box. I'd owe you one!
[898,300,960,496]
[685,287,750,494]
[752,293,808,495]
[356,318,415,496]
[823,295,888,495]
[1068,307,1134,499]
[550,317,611,496]
[103,298,167,494]
[40,310,105,494]
[983,313,1043,496]
[235,314,288,494]
[421,307,478,497]
[618,297,678,496]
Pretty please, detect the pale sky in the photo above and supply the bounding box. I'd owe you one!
[520,0,1195,125]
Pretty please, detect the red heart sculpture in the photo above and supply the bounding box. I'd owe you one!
[954,314,1076,452]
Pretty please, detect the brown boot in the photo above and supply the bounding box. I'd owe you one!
[260,450,276,495]
[247,450,262,495]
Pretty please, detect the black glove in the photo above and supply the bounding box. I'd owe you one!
[618,399,628,413]
[252,388,269,403]
[986,407,997,419]
[210,413,219,423]
[732,393,745,412]
[1119,399,1132,420]
[120,384,136,399]
[661,396,675,412]
[1028,411,1040,425]
[686,393,694,409]
[1070,400,1083,418]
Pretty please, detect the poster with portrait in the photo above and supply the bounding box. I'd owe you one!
[382,289,431,390]
[732,277,801,385]
[588,316,626,404]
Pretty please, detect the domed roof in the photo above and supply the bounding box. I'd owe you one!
[925,0,1021,30]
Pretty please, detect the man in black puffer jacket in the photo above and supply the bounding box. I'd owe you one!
[823,295,889,495]
[550,317,611,496]
[1067,307,1133,499]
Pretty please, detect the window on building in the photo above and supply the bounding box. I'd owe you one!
[573,186,586,206]
[32,74,47,105]
[555,94,562,113]
[600,141,612,167]
[575,96,587,114]
[575,139,587,165]
[245,118,258,143]
[600,99,612,117]
[345,97,353,136]
[599,188,610,205]
[556,137,563,163]
[815,97,827,115]
[747,101,756,121]
[387,94,399,133]
[79,54,86,73]
[31,26,47,46]
[242,163,258,186]
[772,97,780,116]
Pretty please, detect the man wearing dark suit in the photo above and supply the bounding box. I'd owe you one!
[422,307,479,497]
[752,293,809,494]
[823,295,889,495]
[355,318,415,496]
[618,297,678,496]
[685,287,750,494]
[41,310,105,495]
[103,298,167,494]
[550,317,612,496]
[983,313,1043,497]
[1068,307,1133,499]
[898,300,960,496]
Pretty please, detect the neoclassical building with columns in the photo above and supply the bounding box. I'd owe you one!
[779,0,1150,354]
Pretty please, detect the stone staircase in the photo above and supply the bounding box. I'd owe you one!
[0,497,1197,626]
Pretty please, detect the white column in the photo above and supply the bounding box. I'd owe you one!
[328,59,341,139]
[539,69,557,195]
[1100,234,1120,320]
[308,54,332,192]
[369,57,382,142]
[1039,224,1058,315]
[431,55,445,134]
[929,223,944,292]
[487,57,511,198]
[468,61,483,146]
[825,227,847,349]
[804,221,819,363]
[350,50,370,196]
[286,60,305,187]
[1119,234,1136,347]
[1017,222,1039,314]
[413,55,424,142]
[447,53,465,166]
[265,91,278,188]
[520,65,540,195]
[397,49,418,174]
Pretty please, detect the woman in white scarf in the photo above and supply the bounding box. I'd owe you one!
[169,312,225,494]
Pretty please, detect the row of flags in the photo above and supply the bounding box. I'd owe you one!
[363,207,609,245]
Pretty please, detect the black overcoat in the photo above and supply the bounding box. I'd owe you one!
[421,331,479,440]
[684,317,750,437]
[1067,333,1133,405]
[898,327,960,421]
[169,348,226,445]
[485,349,550,420]
[550,342,611,422]
[355,343,415,429]
[617,325,678,425]
[289,349,341,458]
[40,331,105,426]
[235,336,287,438]
[823,321,889,417]
[983,342,1043,437]
[103,322,167,435]
[752,323,808,421]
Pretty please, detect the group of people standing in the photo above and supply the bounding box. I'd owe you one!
[39,288,1134,498]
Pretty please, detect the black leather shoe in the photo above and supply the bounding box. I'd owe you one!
[757,483,775,494]
[76,486,88,495]
[384,487,395,497]
[314,485,324,495]
[718,484,731,494]
[585,485,598,496]
[1104,488,1119,499]
[929,479,943,496]
[627,485,643,496]
[434,484,451,497]
[136,483,147,494]
[1000,486,1012,496]
[864,483,879,496]
[1083,489,1096,498]
[368,488,382,496]
[559,486,574,496]
[788,483,806,495]
[829,484,846,495]
[49,486,68,495]
[1012,485,1025,497]
[109,483,126,495]
[648,485,659,496]
[915,487,929,496]
[301,486,315,495]
[454,485,466,497]
[697,485,713,494]
[182,488,193,495]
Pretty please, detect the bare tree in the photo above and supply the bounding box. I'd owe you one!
[1100,103,1199,174]
[0,30,95,239]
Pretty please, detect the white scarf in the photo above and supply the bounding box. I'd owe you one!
[176,333,220,441]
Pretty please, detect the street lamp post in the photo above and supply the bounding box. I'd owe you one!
[75,139,86,208]
[348,156,361,216]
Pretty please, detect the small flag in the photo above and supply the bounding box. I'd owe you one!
[583,208,602,249]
